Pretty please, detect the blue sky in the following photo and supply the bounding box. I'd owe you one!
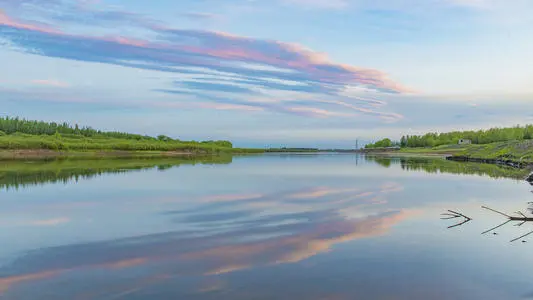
[1,0,532,147]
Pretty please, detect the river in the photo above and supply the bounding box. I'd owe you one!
[1,154,532,300]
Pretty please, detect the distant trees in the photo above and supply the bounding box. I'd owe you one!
[157,135,173,142]
[0,116,150,140]
[365,138,397,148]
[369,125,533,149]
[0,116,234,148]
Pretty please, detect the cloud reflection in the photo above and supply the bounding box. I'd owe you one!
[0,183,411,298]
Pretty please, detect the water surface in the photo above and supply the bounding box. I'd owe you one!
[1,154,532,300]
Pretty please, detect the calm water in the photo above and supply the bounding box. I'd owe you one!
[1,154,533,300]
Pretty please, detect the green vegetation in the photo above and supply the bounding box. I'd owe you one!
[0,156,233,190]
[366,124,533,149]
[399,157,530,180]
[449,140,533,163]
[0,116,263,157]
[0,133,261,153]
[396,141,533,164]
[399,125,533,148]
[364,138,398,149]
[364,124,533,166]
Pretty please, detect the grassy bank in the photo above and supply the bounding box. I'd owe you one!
[0,116,267,159]
[398,140,533,166]
[0,134,262,154]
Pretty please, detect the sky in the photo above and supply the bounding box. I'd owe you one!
[0,0,532,148]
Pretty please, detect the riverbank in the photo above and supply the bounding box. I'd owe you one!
[0,117,269,159]
[360,140,533,171]
[0,149,215,160]
[0,134,266,160]
[403,141,532,167]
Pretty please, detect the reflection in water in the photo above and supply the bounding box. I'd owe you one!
[0,156,232,190]
[1,155,529,190]
[2,154,533,299]
[440,210,472,229]
[400,157,531,180]
[0,181,412,299]
[365,155,530,180]
[442,204,533,243]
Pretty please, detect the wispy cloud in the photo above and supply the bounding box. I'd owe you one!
[30,217,70,226]
[282,0,348,9]
[182,12,221,20]
[31,79,69,87]
[0,270,60,294]
[0,3,409,120]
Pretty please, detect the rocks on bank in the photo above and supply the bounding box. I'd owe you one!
[527,173,533,184]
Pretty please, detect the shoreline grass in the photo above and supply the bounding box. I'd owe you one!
[399,141,533,161]
[0,134,264,160]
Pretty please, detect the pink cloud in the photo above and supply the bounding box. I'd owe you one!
[0,271,61,295]
[0,10,409,94]
[0,10,59,34]
[0,8,410,121]
[201,193,264,202]
[284,106,357,118]
[30,217,70,226]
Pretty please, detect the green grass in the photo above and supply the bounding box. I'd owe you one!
[398,140,533,164]
[0,133,264,158]
[451,140,533,162]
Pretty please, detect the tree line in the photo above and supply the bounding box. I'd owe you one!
[0,116,233,148]
[364,138,400,148]
[365,125,533,148]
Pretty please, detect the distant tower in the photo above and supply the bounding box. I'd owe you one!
[356,139,359,150]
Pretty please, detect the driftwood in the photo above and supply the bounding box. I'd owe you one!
[440,210,472,229]
[441,205,533,243]
[481,206,533,221]
[481,206,533,242]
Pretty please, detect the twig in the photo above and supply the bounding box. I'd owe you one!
[482,206,512,218]
[440,216,461,220]
[516,211,527,218]
[510,230,533,243]
[448,218,471,229]
[515,221,527,227]
[481,220,512,235]
[441,209,472,229]
[448,210,472,220]
[440,213,459,217]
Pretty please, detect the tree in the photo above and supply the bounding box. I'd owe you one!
[400,136,407,148]
[157,135,172,142]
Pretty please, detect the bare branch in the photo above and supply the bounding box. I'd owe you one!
[448,210,472,220]
[482,206,512,218]
[511,230,533,243]
[481,220,512,235]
